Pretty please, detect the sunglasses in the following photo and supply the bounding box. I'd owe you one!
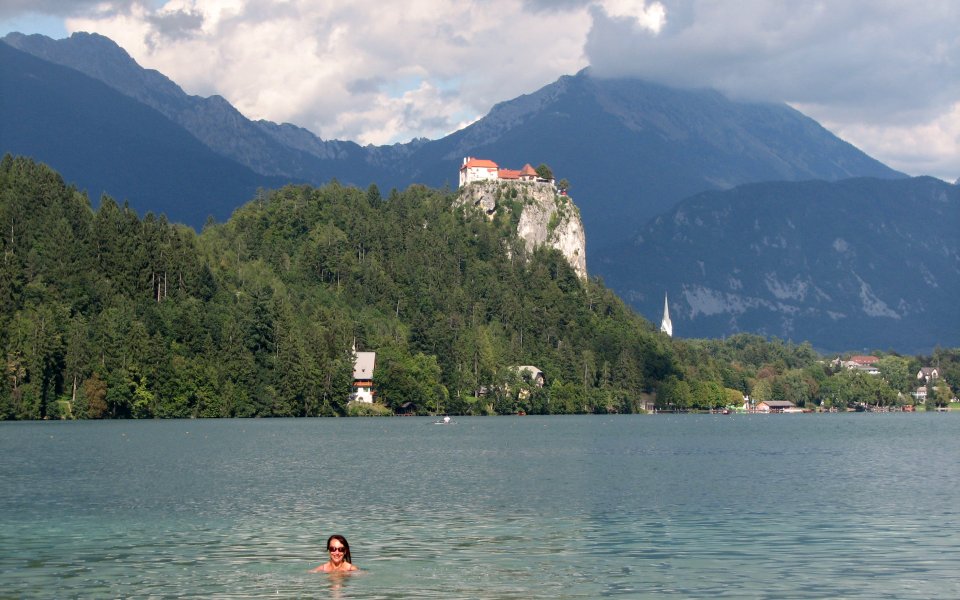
[328,546,346,553]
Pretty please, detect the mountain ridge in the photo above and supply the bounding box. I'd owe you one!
[3,32,905,233]
[1,31,380,185]
[0,41,287,225]
[6,32,947,351]
[608,176,959,353]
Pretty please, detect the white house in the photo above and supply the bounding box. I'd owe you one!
[351,350,377,403]
[459,157,500,186]
[515,365,545,387]
[850,364,880,375]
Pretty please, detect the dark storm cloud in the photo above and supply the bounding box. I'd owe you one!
[584,0,960,124]
[146,9,204,41]
[346,76,385,95]
[0,1,138,19]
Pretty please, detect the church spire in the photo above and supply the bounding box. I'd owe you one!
[660,292,673,337]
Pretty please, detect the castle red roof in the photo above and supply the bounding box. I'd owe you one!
[498,169,521,179]
[461,158,498,170]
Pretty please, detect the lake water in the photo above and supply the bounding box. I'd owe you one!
[1,414,959,598]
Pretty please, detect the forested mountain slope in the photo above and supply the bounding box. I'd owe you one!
[2,157,956,420]
[0,156,678,419]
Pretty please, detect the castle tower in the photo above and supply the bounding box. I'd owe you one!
[660,292,673,337]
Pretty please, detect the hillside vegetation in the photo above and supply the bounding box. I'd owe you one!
[0,156,955,420]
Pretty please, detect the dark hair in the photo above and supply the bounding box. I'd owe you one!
[327,534,352,564]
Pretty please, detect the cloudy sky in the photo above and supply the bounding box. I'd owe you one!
[2,0,958,181]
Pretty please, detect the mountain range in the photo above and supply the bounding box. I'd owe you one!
[2,32,955,352]
[606,177,959,354]
[0,40,292,227]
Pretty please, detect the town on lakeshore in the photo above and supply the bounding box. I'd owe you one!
[350,346,954,413]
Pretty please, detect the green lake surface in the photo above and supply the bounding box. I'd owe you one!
[1,414,958,598]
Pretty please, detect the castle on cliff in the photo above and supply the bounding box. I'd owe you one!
[459,157,554,187]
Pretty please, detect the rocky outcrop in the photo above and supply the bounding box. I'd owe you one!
[457,181,587,279]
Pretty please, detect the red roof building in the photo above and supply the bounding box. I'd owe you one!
[459,157,499,186]
[519,164,538,180]
[459,157,555,187]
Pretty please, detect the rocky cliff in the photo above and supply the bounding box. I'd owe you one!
[457,181,587,279]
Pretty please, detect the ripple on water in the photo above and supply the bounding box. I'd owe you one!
[1,415,958,598]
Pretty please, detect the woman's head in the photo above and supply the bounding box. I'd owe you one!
[326,534,352,564]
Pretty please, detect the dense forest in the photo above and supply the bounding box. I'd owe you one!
[0,156,956,419]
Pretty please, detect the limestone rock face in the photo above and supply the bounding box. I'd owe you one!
[457,181,587,279]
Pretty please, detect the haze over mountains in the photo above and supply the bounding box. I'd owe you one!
[2,32,955,353]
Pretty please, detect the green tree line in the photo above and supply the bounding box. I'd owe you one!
[1,156,955,419]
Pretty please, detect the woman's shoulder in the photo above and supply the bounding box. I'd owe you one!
[310,562,358,573]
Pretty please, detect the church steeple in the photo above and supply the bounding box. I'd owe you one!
[660,292,673,337]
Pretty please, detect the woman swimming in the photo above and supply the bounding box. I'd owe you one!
[311,534,359,572]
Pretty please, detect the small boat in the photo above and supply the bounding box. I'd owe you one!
[433,415,455,425]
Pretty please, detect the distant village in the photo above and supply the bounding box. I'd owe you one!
[722,356,952,414]
[828,355,949,409]
[349,345,952,414]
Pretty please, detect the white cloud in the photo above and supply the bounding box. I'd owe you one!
[599,0,665,32]
[66,0,590,144]
[805,101,960,181]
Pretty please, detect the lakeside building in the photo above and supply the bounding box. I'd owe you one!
[351,345,376,403]
[755,400,801,413]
